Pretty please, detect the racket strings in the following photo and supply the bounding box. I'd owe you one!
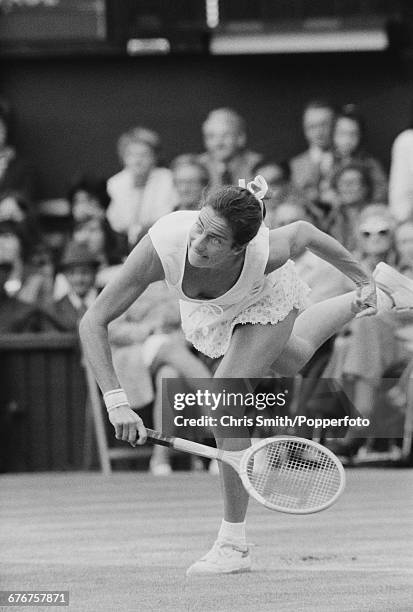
[246,439,342,511]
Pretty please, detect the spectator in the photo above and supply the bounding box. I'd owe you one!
[106,126,175,246]
[171,154,209,211]
[320,205,400,457]
[0,221,26,296]
[0,103,37,205]
[52,241,99,332]
[290,99,335,204]
[395,219,413,266]
[252,158,306,228]
[68,176,109,223]
[354,204,397,270]
[327,105,387,204]
[71,215,127,289]
[389,105,413,222]
[0,234,51,332]
[198,108,262,187]
[0,190,41,250]
[326,161,374,251]
[36,198,73,266]
[18,242,56,311]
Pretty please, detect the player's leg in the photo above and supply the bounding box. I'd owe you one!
[271,291,358,376]
[273,262,413,376]
[187,310,298,575]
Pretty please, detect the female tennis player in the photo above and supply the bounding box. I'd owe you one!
[79,176,413,575]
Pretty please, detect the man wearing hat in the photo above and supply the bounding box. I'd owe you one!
[52,241,100,331]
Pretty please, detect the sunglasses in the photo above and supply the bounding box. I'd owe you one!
[360,229,391,238]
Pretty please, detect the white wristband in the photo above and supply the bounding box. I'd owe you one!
[103,389,130,413]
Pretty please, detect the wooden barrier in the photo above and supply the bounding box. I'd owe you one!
[0,333,87,472]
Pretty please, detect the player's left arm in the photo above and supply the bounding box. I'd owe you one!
[268,221,370,283]
[267,221,376,311]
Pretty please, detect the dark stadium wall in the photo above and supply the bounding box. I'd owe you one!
[2,53,413,198]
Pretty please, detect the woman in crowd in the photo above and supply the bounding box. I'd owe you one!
[326,104,387,203]
[68,176,110,223]
[106,126,175,247]
[320,205,403,457]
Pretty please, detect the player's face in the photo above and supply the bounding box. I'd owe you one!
[188,206,241,268]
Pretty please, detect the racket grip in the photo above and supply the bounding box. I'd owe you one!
[145,428,174,447]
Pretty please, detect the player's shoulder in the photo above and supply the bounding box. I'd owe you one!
[266,226,294,272]
[148,210,198,253]
[150,210,197,231]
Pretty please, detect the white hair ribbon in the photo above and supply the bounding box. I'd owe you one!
[238,175,268,211]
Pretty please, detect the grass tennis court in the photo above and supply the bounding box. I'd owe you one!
[1,469,412,612]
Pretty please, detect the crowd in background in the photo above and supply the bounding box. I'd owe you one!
[1,96,413,471]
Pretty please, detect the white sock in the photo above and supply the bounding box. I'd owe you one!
[218,519,246,545]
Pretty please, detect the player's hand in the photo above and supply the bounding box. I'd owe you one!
[108,405,147,446]
[354,279,377,318]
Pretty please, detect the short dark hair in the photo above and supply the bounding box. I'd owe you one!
[201,186,265,247]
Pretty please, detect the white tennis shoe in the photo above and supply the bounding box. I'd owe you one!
[186,539,251,576]
[374,262,413,311]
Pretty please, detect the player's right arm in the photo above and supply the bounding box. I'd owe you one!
[79,234,165,445]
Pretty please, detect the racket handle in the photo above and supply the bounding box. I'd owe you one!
[145,428,174,447]
[146,428,219,461]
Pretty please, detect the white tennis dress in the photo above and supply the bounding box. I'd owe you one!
[148,211,310,358]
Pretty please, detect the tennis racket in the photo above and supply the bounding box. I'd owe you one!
[145,430,345,514]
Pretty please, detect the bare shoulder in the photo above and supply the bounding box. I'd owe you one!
[265,223,303,274]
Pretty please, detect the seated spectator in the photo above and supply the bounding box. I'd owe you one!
[36,198,73,266]
[0,103,37,205]
[0,221,26,296]
[252,158,306,228]
[326,161,374,250]
[326,105,387,204]
[106,126,175,246]
[0,190,41,250]
[290,99,335,205]
[0,236,52,333]
[68,176,109,223]
[72,215,126,285]
[18,242,56,311]
[319,205,401,457]
[198,108,262,187]
[51,241,99,332]
[395,218,413,266]
[389,103,413,222]
[354,204,397,270]
[171,154,209,211]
